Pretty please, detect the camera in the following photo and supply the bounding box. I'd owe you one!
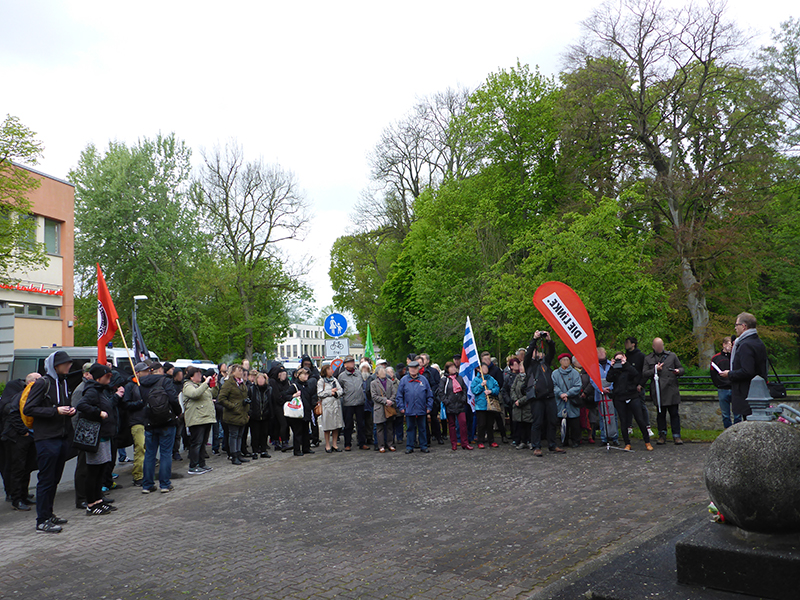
[535,330,548,339]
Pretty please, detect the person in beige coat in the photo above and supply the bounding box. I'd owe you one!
[182,366,216,474]
[317,364,344,452]
[370,365,397,452]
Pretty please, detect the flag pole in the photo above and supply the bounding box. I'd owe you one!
[115,318,140,386]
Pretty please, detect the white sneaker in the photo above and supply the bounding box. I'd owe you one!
[647,427,655,438]
[627,427,634,436]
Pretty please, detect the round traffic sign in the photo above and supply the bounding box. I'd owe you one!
[324,312,348,338]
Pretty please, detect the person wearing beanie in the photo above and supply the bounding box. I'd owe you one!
[23,350,75,533]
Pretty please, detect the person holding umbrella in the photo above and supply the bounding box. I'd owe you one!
[641,338,685,445]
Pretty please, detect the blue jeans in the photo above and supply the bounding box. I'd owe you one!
[718,389,741,429]
[405,415,428,451]
[34,437,69,525]
[212,418,223,452]
[143,426,176,490]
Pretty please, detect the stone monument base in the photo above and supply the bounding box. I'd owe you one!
[676,522,799,600]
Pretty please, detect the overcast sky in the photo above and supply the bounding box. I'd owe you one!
[1,1,794,311]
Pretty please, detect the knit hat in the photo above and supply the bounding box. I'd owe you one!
[52,350,72,367]
[557,353,572,361]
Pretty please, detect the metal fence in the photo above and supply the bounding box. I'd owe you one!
[679,374,800,393]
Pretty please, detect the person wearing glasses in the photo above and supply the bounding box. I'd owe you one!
[718,313,768,421]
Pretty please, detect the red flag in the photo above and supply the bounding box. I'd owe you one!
[97,264,119,365]
[533,281,603,391]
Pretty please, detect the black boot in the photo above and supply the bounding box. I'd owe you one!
[231,453,243,465]
[237,451,250,463]
[261,451,271,458]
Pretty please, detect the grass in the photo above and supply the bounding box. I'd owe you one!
[628,427,723,443]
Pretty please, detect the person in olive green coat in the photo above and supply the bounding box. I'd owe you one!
[182,366,216,473]
[218,364,251,465]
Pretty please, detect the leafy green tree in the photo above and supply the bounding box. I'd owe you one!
[70,133,211,358]
[0,114,48,283]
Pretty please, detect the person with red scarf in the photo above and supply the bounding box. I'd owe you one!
[439,362,471,450]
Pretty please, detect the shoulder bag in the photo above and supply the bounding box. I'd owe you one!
[73,416,101,452]
[284,384,305,418]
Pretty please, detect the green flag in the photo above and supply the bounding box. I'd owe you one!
[364,324,374,365]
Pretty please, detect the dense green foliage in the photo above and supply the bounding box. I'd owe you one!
[330,5,800,368]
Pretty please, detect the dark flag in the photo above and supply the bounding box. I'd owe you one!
[132,310,150,362]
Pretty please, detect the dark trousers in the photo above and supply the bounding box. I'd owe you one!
[476,410,495,443]
[85,462,106,504]
[364,410,374,445]
[74,450,87,504]
[514,420,532,445]
[212,417,222,452]
[614,397,650,444]
[288,418,310,453]
[4,437,36,503]
[188,424,212,468]
[466,404,476,441]
[393,417,404,442]
[342,404,366,448]
[271,408,289,446]
[405,415,427,450]
[530,398,558,450]
[427,412,443,443]
[102,438,117,489]
[249,419,270,454]
[493,411,506,439]
[563,417,581,446]
[447,412,468,447]
[657,404,681,438]
[310,411,320,445]
[624,392,651,429]
[34,437,69,525]
[174,415,186,456]
[241,423,250,453]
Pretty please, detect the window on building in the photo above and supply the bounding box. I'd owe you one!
[279,345,285,356]
[293,345,297,357]
[27,305,43,316]
[44,306,60,317]
[9,303,24,314]
[44,219,61,255]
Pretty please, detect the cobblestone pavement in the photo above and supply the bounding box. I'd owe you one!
[0,440,712,599]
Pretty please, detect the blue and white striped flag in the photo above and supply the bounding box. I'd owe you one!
[459,316,480,410]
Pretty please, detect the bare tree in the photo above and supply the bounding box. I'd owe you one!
[568,0,784,366]
[193,143,311,360]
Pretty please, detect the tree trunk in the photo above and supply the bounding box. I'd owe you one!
[236,280,254,363]
[680,258,714,368]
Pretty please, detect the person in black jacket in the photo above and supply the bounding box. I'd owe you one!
[0,377,28,504]
[607,352,653,451]
[420,354,444,445]
[300,355,321,446]
[138,365,182,494]
[269,364,293,452]
[249,372,272,458]
[22,350,75,533]
[711,337,738,428]
[76,364,119,515]
[720,313,768,419]
[122,362,150,486]
[1,373,40,511]
[289,369,315,456]
[523,331,564,456]
[624,336,654,438]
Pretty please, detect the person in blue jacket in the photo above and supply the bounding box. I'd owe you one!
[470,364,500,448]
[395,360,433,454]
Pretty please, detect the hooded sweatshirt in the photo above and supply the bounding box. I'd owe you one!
[22,352,73,441]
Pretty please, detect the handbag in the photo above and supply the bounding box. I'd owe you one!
[73,416,101,452]
[486,393,503,413]
[384,403,397,418]
[313,402,323,417]
[284,385,305,419]
[768,360,787,399]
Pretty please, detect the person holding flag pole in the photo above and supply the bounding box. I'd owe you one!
[97,264,138,384]
[459,317,480,443]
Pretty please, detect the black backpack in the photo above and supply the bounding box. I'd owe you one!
[145,378,172,426]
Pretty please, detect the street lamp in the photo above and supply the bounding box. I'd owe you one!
[133,295,148,323]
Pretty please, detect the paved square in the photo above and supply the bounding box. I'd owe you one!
[0,442,711,599]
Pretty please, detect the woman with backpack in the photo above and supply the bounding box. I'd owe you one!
[218,364,250,465]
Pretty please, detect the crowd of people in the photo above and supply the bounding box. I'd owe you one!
[0,312,769,533]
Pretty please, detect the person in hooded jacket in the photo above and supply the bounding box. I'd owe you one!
[0,376,29,503]
[470,364,501,449]
[23,350,75,533]
[248,372,272,459]
[182,366,217,473]
[218,364,251,465]
[439,362,470,451]
[269,364,293,452]
[139,363,182,493]
[552,353,583,448]
[76,364,119,515]
[288,368,315,456]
